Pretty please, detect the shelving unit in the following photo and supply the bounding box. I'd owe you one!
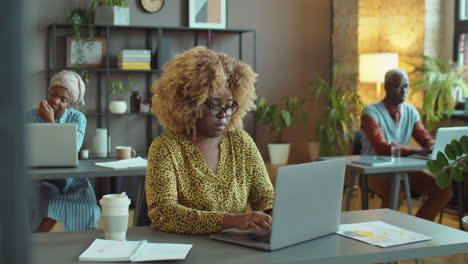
[47,24,256,158]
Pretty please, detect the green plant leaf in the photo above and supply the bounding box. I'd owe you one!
[282,110,292,127]
[444,144,457,160]
[450,139,463,156]
[436,151,449,167]
[435,171,450,189]
[451,167,464,182]
[460,135,468,154]
[427,159,443,173]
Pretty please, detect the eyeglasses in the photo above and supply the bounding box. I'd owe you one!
[204,101,240,117]
[386,82,409,90]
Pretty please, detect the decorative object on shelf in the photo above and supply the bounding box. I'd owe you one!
[410,56,468,129]
[427,135,468,189]
[130,91,141,113]
[118,49,151,70]
[109,77,135,114]
[141,0,165,13]
[66,8,95,84]
[188,0,226,29]
[66,36,107,68]
[140,99,151,112]
[311,64,365,156]
[92,0,130,26]
[254,96,306,165]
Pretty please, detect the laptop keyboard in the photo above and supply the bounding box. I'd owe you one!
[249,232,271,243]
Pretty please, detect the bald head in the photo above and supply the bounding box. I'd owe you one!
[384,68,409,107]
[384,68,408,84]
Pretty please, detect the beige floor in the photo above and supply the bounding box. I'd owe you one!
[49,189,467,263]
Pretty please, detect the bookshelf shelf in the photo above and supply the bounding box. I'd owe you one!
[47,23,256,157]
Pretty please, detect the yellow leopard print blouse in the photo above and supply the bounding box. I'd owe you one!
[145,128,274,234]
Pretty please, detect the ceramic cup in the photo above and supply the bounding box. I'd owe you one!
[116,146,136,160]
[99,192,131,240]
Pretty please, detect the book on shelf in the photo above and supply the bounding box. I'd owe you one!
[120,49,151,55]
[118,62,151,68]
[118,56,151,62]
[79,239,193,262]
[351,156,393,166]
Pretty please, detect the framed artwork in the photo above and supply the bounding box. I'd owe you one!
[188,0,226,29]
[66,37,107,67]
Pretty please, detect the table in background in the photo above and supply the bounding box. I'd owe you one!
[32,209,468,264]
[28,159,147,226]
[321,156,427,212]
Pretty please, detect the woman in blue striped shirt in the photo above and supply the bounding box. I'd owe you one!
[28,70,100,232]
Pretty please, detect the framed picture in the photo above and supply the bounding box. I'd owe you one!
[188,0,226,29]
[66,37,107,67]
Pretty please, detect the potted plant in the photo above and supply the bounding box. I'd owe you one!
[109,77,135,114]
[311,64,365,157]
[254,96,306,164]
[66,8,94,84]
[411,56,468,129]
[427,135,468,189]
[92,0,129,26]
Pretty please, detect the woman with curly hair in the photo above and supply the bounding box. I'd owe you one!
[146,46,274,234]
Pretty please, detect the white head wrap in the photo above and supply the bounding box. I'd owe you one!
[48,70,86,105]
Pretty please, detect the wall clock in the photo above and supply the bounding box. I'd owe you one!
[141,0,165,13]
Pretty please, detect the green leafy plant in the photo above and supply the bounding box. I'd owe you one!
[254,96,307,143]
[91,0,127,8]
[111,77,135,100]
[66,8,95,84]
[411,56,468,129]
[427,136,468,189]
[311,65,365,156]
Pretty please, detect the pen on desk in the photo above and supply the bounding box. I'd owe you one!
[98,239,127,253]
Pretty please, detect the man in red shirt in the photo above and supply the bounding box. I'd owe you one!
[360,68,452,221]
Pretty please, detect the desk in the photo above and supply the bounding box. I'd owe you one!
[321,156,427,213]
[28,159,147,226]
[32,209,468,264]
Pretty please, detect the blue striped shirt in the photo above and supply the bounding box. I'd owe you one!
[27,108,101,231]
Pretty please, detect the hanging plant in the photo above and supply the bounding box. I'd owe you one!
[66,8,95,84]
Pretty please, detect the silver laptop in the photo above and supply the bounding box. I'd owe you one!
[209,158,346,251]
[26,123,78,167]
[411,126,468,160]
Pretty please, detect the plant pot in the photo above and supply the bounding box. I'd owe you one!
[94,6,129,26]
[307,141,320,161]
[109,100,127,114]
[268,143,291,165]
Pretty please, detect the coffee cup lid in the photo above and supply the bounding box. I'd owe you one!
[99,192,130,206]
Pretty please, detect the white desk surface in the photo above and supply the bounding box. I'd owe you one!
[32,209,468,264]
[28,159,146,180]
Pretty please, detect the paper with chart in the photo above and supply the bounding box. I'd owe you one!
[337,221,431,247]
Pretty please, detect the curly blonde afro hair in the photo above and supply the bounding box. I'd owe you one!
[151,46,258,137]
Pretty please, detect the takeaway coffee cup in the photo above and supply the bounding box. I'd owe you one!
[116,146,136,160]
[463,216,468,232]
[99,192,131,240]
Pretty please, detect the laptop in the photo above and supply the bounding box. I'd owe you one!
[26,123,78,167]
[209,158,346,251]
[411,126,468,160]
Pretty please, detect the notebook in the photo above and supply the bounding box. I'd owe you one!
[351,156,393,166]
[78,239,193,262]
[26,123,78,167]
[210,158,346,251]
[410,126,468,160]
